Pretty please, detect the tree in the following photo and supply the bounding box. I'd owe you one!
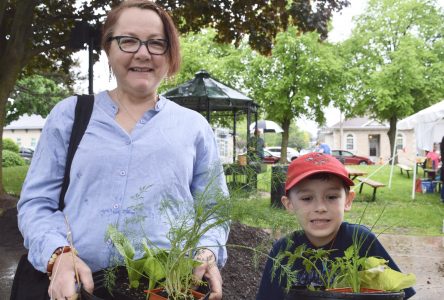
[265,123,312,150]
[0,0,349,195]
[340,0,444,157]
[7,75,70,125]
[160,0,350,55]
[244,28,345,162]
[0,0,120,195]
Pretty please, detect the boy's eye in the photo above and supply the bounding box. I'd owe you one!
[327,194,340,200]
[300,196,312,202]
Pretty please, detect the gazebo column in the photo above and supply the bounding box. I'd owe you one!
[233,110,237,163]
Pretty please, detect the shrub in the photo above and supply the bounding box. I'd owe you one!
[3,138,19,153]
[2,150,26,167]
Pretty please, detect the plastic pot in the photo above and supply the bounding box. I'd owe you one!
[80,285,134,300]
[79,267,145,300]
[285,287,405,300]
[145,287,210,300]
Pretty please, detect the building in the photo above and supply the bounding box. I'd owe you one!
[3,114,46,150]
[214,127,235,164]
[319,117,415,163]
[3,115,237,164]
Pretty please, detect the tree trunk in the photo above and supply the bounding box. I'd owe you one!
[0,0,37,195]
[387,116,398,163]
[280,118,291,164]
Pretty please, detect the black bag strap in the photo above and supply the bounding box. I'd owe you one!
[58,94,94,210]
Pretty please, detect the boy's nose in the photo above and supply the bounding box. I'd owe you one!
[314,199,327,212]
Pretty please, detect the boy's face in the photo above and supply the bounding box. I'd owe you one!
[281,175,355,247]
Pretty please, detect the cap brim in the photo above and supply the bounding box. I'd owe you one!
[285,169,355,192]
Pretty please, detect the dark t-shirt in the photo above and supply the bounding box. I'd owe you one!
[248,136,265,160]
[256,222,415,300]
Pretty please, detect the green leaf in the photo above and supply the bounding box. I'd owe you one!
[107,225,135,260]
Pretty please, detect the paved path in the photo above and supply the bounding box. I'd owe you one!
[0,208,26,299]
[379,234,444,300]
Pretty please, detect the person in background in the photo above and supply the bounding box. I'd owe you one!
[424,147,440,180]
[248,129,265,163]
[315,140,331,155]
[440,136,444,203]
[17,1,228,299]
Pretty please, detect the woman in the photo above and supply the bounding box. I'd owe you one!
[17,1,228,299]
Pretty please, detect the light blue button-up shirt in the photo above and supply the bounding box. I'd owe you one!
[17,91,229,272]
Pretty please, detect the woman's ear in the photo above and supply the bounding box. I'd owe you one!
[344,190,355,212]
[281,195,294,211]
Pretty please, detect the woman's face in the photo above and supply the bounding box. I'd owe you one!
[107,7,169,98]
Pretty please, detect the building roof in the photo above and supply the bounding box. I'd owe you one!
[330,116,388,130]
[4,114,46,130]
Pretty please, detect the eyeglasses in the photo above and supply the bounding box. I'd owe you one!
[108,36,169,55]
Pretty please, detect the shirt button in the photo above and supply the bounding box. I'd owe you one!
[140,119,146,124]
[120,170,126,176]
[113,203,119,209]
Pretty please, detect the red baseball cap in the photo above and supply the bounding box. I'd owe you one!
[285,152,354,192]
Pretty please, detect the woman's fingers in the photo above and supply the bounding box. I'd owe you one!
[48,253,93,299]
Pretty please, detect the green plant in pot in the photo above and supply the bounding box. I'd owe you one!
[107,226,205,300]
[97,188,233,300]
[279,237,416,299]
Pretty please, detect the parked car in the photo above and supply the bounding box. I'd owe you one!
[238,149,280,164]
[262,149,281,164]
[331,150,374,165]
[19,147,34,161]
[265,146,299,162]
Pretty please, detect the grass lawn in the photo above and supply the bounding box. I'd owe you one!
[237,163,444,236]
[3,165,28,197]
[3,163,444,235]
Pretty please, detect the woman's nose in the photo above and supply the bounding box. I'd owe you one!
[134,43,152,59]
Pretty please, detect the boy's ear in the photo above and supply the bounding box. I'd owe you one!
[281,195,294,211]
[344,190,355,212]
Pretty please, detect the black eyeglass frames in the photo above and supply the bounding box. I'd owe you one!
[108,36,168,55]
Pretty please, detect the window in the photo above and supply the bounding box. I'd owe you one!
[16,138,21,146]
[31,138,37,148]
[395,133,405,151]
[346,134,354,151]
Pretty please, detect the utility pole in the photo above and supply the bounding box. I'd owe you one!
[339,109,343,149]
[69,21,101,94]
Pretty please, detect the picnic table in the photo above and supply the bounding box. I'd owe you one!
[357,177,386,201]
[396,163,413,178]
[346,167,368,180]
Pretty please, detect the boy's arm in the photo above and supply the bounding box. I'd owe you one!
[256,241,287,300]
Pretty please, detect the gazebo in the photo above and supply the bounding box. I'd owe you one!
[162,70,259,163]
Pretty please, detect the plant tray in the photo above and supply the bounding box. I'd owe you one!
[285,287,405,300]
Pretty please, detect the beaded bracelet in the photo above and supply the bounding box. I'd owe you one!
[46,246,77,277]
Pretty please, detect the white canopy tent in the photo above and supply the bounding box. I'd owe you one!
[389,100,444,199]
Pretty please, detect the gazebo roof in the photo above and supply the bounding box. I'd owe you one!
[162,70,258,113]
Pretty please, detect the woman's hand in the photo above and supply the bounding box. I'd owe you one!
[48,252,93,299]
[193,249,223,300]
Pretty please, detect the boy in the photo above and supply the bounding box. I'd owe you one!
[256,152,415,299]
